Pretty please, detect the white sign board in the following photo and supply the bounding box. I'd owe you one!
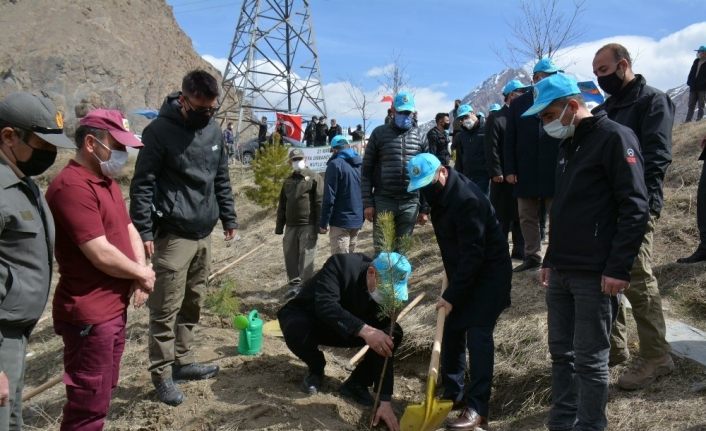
[301,147,331,173]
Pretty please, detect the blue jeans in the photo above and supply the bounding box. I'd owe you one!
[440,324,495,417]
[546,270,617,431]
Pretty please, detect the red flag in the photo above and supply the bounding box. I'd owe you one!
[276,112,303,143]
[380,95,393,104]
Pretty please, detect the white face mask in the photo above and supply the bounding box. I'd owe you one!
[543,104,576,140]
[94,138,128,177]
[462,118,475,129]
[291,159,306,171]
[369,288,384,304]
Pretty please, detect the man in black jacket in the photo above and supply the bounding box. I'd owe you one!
[315,116,329,147]
[426,112,451,165]
[348,124,365,143]
[504,58,562,272]
[129,70,238,406]
[592,43,675,389]
[679,134,706,263]
[528,73,648,431]
[278,252,410,431]
[326,118,342,144]
[485,79,527,259]
[304,116,317,147]
[407,153,511,430]
[685,45,706,122]
[362,91,429,252]
[452,104,489,195]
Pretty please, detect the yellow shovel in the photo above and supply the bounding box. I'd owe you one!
[400,275,453,431]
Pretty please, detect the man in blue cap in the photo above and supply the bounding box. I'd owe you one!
[485,79,528,260]
[277,252,410,431]
[407,153,512,430]
[504,58,562,272]
[362,91,429,252]
[525,73,649,431]
[685,45,706,122]
[592,43,675,389]
[320,135,363,255]
[451,104,490,195]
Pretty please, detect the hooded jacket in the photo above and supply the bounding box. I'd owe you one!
[543,113,649,281]
[129,92,238,241]
[361,123,428,206]
[592,75,674,216]
[320,149,364,230]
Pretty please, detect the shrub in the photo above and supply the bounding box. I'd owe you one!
[204,278,240,320]
[244,143,291,208]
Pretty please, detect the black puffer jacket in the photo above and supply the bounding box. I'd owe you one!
[592,75,674,216]
[361,123,428,206]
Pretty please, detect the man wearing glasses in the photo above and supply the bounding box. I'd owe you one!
[130,70,238,406]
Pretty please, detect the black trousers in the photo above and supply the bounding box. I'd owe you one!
[278,305,402,399]
[490,181,524,255]
[697,161,706,250]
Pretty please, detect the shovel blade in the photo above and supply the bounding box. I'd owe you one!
[400,399,453,431]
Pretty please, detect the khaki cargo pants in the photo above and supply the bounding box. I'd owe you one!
[329,226,360,255]
[283,225,317,283]
[610,217,670,359]
[148,232,211,381]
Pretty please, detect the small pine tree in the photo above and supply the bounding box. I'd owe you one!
[245,143,291,208]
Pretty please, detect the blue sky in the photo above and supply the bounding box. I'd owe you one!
[167,0,706,129]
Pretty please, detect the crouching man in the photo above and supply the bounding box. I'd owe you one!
[277,252,411,431]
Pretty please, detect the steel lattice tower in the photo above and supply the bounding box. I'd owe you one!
[218,0,327,143]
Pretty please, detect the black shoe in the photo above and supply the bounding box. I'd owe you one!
[301,373,323,395]
[339,378,374,406]
[510,250,525,260]
[172,363,219,381]
[153,378,184,406]
[676,250,706,264]
[513,259,541,272]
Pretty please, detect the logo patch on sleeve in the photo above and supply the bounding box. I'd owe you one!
[626,148,637,164]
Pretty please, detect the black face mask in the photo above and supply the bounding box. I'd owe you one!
[597,67,625,96]
[15,145,57,176]
[442,123,450,130]
[420,180,444,207]
[185,109,212,129]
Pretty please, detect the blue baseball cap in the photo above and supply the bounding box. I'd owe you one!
[696,45,706,52]
[502,79,527,96]
[522,73,580,117]
[489,103,502,112]
[456,103,473,118]
[533,57,562,74]
[407,153,441,192]
[330,134,350,148]
[373,252,412,302]
[393,91,416,112]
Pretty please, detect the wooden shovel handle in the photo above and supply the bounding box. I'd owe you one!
[347,292,427,367]
[428,274,448,382]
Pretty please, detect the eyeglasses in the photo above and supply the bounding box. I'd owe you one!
[183,96,219,115]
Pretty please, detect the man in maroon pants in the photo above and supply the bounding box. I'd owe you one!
[46,109,155,430]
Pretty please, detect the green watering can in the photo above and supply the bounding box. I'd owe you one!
[233,309,263,355]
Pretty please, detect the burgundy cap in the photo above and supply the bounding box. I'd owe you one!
[79,109,143,148]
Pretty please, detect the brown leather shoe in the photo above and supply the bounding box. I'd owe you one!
[446,407,489,430]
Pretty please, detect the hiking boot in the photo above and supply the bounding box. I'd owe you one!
[172,363,219,382]
[609,348,630,367]
[339,378,374,406]
[676,249,706,264]
[153,378,184,406]
[617,354,675,390]
[513,259,541,273]
[301,372,323,395]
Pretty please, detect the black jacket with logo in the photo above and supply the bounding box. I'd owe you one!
[361,123,429,206]
[688,58,706,92]
[543,113,649,281]
[452,118,487,179]
[592,75,674,216]
[129,93,238,241]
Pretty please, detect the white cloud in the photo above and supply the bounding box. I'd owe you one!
[202,54,228,74]
[551,21,706,92]
[365,63,395,78]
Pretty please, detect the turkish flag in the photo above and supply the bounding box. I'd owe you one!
[276,112,303,143]
[380,95,393,104]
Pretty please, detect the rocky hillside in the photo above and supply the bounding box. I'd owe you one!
[0,0,222,135]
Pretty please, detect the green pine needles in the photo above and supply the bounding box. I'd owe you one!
[244,143,291,208]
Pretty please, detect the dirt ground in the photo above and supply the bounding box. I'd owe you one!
[20,123,706,430]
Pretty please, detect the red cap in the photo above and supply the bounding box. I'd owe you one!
[79,109,143,148]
